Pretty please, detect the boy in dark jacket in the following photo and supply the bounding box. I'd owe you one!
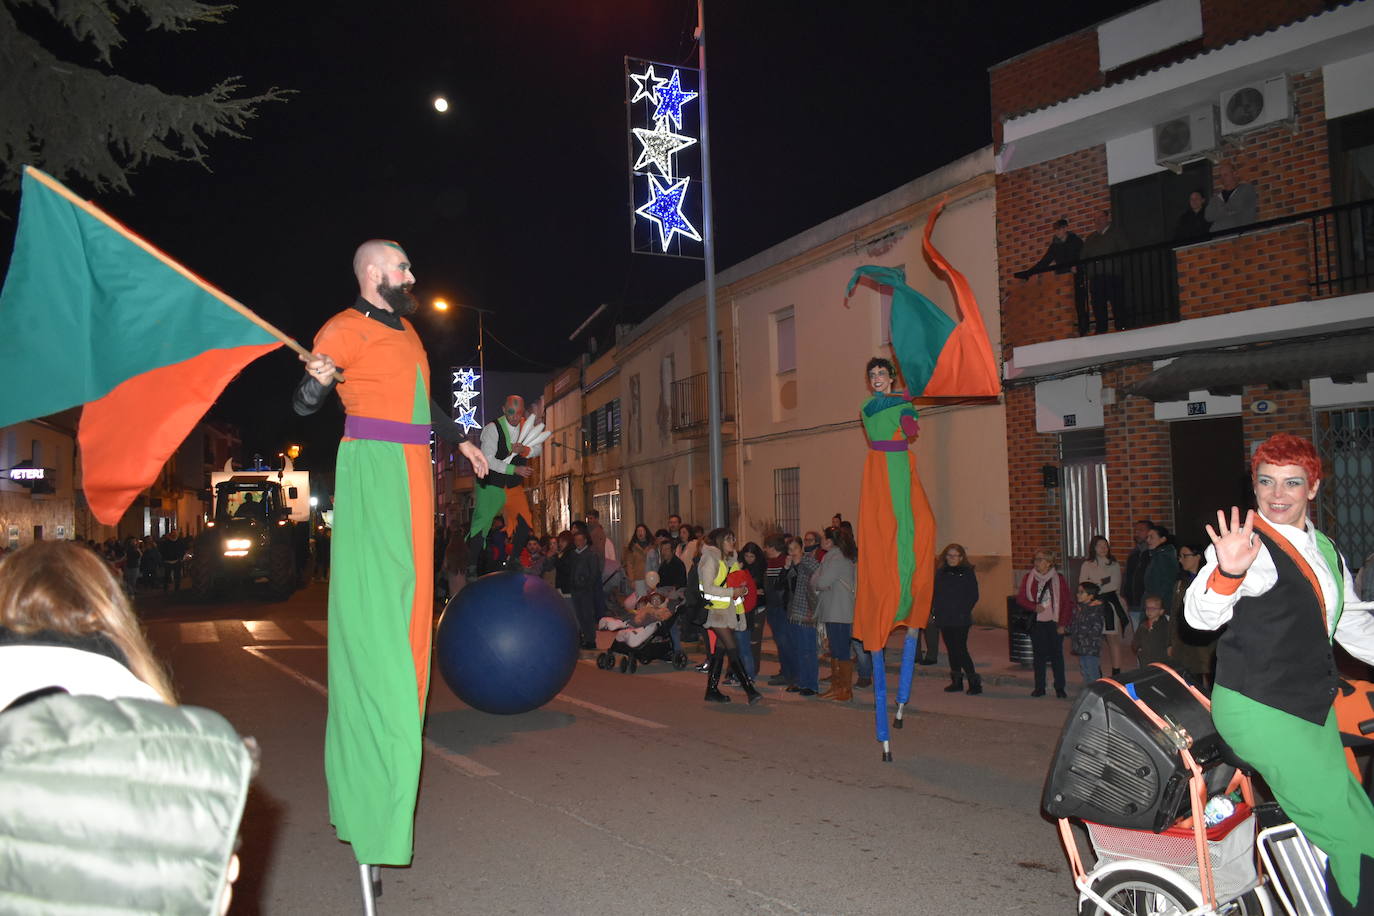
[1132,594,1171,667]
[1068,582,1106,684]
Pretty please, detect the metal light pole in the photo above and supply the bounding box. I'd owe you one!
[697,0,724,529]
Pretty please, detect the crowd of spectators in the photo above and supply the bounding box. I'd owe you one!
[443,507,991,707]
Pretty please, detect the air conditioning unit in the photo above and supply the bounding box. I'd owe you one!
[1220,75,1291,136]
[1153,106,1219,169]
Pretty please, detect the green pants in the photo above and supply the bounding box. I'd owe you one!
[467,481,507,541]
[1212,685,1374,908]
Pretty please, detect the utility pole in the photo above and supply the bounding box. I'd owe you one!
[697,0,724,529]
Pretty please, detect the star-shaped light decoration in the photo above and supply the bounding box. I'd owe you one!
[652,69,697,131]
[454,367,481,389]
[452,388,479,412]
[635,174,701,251]
[456,406,480,434]
[629,65,667,105]
[632,121,697,177]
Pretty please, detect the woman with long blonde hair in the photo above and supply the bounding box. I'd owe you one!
[0,541,175,706]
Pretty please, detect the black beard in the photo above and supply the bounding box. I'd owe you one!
[379,280,418,317]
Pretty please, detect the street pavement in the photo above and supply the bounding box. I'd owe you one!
[136,582,1088,916]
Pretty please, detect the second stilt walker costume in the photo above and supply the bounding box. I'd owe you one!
[845,203,1001,761]
[294,240,488,879]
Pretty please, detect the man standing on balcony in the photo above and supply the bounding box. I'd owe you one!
[1080,209,1131,332]
[1013,218,1089,335]
[1206,161,1258,232]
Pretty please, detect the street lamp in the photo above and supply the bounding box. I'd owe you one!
[287,444,301,461]
[432,298,450,312]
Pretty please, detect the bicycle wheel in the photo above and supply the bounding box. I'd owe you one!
[1080,868,1270,916]
[1080,868,1200,916]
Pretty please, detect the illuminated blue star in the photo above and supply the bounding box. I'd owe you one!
[635,175,701,251]
[453,388,478,411]
[631,120,696,176]
[629,65,666,105]
[456,406,481,434]
[652,69,697,131]
[455,367,481,389]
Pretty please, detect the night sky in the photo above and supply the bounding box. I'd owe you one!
[4,0,1141,472]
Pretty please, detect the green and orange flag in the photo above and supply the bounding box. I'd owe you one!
[845,200,1001,399]
[0,167,287,524]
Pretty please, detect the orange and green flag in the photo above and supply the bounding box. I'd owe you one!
[845,200,1001,399]
[0,166,284,524]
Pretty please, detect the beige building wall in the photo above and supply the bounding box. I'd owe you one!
[614,320,705,536]
[731,148,1012,623]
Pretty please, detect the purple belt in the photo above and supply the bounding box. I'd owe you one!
[869,439,908,452]
[344,415,431,445]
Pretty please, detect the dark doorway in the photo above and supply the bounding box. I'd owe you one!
[1170,416,1249,550]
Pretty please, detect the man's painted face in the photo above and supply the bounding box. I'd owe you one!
[503,396,525,423]
[868,366,893,394]
[1254,462,1320,529]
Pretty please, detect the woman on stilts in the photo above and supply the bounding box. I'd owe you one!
[844,203,1001,761]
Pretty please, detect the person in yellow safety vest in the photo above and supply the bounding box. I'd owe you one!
[697,528,761,705]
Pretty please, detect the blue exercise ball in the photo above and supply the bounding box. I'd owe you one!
[435,571,580,715]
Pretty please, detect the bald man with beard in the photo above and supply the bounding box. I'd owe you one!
[294,239,488,890]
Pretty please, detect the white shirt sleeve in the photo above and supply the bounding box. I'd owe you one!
[1336,552,1374,665]
[1183,543,1278,631]
[480,422,512,474]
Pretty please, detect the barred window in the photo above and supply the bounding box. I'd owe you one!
[774,467,800,537]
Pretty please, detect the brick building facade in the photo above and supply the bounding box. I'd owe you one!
[992,0,1374,580]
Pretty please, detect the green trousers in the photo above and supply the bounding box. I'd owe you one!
[1212,685,1374,908]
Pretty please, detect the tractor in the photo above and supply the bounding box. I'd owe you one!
[186,477,299,600]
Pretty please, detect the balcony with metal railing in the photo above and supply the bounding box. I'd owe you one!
[1007,198,1374,349]
[670,372,735,436]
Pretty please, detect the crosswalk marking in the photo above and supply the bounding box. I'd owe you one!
[305,620,328,638]
[180,621,218,643]
[242,620,292,641]
[551,694,667,729]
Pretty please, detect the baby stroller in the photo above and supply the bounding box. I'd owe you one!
[1043,663,1345,915]
[595,602,689,674]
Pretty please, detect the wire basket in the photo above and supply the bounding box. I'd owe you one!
[1087,804,1258,901]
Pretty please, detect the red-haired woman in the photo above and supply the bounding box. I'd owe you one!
[1186,433,1374,914]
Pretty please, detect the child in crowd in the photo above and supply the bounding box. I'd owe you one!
[1133,594,1172,666]
[1069,582,1106,684]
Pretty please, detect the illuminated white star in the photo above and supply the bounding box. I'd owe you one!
[452,388,479,411]
[455,367,481,389]
[635,174,701,251]
[629,65,667,105]
[652,69,697,131]
[632,121,696,177]
[456,407,481,434]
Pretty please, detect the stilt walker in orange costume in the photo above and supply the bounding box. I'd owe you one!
[294,240,489,910]
[845,203,1001,762]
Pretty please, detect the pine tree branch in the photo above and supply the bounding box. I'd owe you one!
[6,0,232,63]
[0,2,288,198]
